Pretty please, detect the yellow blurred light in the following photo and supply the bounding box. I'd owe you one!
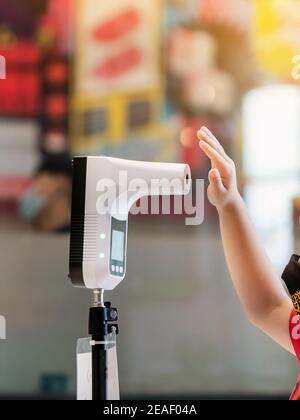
[252,0,299,78]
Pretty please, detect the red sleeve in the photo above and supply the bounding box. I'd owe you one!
[290,310,300,363]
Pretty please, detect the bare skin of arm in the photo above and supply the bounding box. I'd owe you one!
[198,127,294,354]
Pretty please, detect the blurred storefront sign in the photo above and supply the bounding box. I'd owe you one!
[253,0,300,79]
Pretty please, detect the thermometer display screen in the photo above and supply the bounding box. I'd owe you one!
[111,230,125,262]
[110,217,127,277]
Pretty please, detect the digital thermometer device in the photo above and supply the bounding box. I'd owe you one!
[69,156,191,290]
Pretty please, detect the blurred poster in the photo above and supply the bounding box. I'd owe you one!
[75,0,161,96]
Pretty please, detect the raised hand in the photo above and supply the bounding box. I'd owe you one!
[198,126,240,210]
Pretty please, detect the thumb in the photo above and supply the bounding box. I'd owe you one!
[208,169,226,193]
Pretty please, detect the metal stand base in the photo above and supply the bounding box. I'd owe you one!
[77,290,119,401]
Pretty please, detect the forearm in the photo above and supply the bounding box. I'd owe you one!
[218,196,289,322]
[198,127,294,352]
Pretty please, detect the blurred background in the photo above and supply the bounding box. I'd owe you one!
[0,0,300,400]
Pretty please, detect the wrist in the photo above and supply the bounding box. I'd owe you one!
[216,193,244,215]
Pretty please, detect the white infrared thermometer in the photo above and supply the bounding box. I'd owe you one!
[69,156,191,290]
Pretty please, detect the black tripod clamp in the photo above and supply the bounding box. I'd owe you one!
[89,302,119,338]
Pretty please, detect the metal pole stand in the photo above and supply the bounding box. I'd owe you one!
[89,290,119,401]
